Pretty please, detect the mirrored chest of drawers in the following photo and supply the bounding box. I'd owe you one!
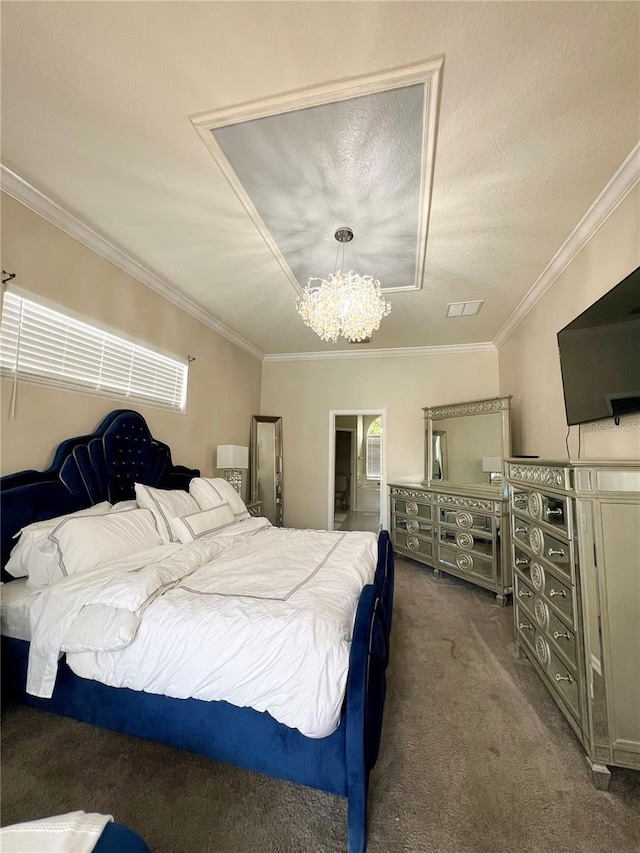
[389,484,511,605]
[506,459,640,789]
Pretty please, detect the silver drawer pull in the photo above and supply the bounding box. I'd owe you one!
[515,526,527,534]
[546,508,563,517]
[549,589,566,598]
[555,673,574,684]
[518,590,532,598]
[553,631,571,641]
[547,548,565,558]
[519,622,532,631]
[515,558,528,566]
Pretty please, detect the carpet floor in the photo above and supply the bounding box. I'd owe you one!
[2,557,639,852]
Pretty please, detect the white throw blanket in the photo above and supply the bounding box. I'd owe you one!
[26,520,377,737]
[0,811,112,853]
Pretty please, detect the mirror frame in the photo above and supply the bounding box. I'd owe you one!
[250,415,283,527]
[422,396,512,489]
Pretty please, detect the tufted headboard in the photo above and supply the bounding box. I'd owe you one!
[0,409,200,573]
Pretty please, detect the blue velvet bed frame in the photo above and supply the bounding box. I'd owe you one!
[1,410,394,853]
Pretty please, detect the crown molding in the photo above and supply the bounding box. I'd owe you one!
[493,142,640,348]
[263,342,496,362]
[0,165,264,361]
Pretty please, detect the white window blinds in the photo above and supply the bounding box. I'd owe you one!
[366,435,381,480]
[0,290,188,412]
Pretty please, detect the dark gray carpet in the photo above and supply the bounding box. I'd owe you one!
[2,558,639,852]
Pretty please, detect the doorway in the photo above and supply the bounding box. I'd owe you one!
[328,410,388,532]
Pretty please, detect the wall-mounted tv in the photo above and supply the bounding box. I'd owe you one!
[557,265,640,426]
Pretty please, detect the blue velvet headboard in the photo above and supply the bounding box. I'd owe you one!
[0,409,200,573]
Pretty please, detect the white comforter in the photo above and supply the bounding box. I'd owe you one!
[27,519,377,738]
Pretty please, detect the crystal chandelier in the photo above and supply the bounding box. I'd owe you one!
[296,228,391,343]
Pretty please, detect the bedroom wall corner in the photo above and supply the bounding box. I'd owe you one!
[498,183,640,461]
[0,193,262,478]
[260,349,500,530]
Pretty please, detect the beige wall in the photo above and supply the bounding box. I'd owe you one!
[1,193,262,480]
[499,185,640,461]
[261,350,499,529]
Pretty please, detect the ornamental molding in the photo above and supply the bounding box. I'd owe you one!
[508,465,567,488]
[426,396,510,419]
[437,494,495,511]
[390,487,432,501]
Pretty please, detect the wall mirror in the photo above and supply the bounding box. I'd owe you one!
[250,415,283,526]
[423,396,511,489]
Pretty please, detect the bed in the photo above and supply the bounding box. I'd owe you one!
[0,409,394,853]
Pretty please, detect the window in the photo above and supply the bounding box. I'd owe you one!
[0,290,188,411]
[365,416,382,480]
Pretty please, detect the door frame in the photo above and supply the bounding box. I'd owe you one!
[328,409,388,532]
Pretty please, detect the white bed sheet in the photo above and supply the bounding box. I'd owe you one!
[1,578,40,641]
[65,525,377,738]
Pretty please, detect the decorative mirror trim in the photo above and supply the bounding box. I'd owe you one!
[423,395,512,488]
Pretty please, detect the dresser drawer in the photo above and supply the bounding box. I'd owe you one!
[393,530,433,560]
[547,609,578,670]
[438,544,495,582]
[512,515,530,547]
[515,603,536,644]
[533,634,581,720]
[540,572,575,630]
[514,574,536,614]
[526,491,569,536]
[528,526,572,582]
[512,545,532,579]
[394,515,433,538]
[393,498,432,520]
[548,647,581,719]
[439,507,494,534]
[439,526,494,558]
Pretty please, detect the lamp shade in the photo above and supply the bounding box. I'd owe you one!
[482,456,503,473]
[217,445,249,469]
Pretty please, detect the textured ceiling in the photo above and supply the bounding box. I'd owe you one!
[211,84,424,293]
[1,2,638,355]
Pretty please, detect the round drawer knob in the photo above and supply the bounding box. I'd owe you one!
[529,526,544,556]
[534,598,549,629]
[406,519,419,534]
[407,536,419,551]
[535,636,550,667]
[530,562,545,591]
[406,501,418,516]
[456,532,474,550]
[528,492,542,519]
[456,552,473,571]
[455,511,474,529]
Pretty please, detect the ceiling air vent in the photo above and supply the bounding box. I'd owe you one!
[446,301,484,318]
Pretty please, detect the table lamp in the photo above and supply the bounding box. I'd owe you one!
[216,445,249,495]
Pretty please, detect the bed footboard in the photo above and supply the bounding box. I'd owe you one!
[344,551,392,853]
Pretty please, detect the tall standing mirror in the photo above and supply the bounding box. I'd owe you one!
[423,396,512,490]
[250,415,283,526]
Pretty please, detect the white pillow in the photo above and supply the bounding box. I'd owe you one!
[109,500,139,513]
[189,478,250,522]
[169,505,236,543]
[5,502,112,580]
[134,484,200,543]
[40,509,162,587]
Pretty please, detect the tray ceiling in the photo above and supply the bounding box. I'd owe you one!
[1,2,638,356]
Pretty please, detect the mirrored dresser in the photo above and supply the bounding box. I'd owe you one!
[390,396,513,605]
[506,458,640,788]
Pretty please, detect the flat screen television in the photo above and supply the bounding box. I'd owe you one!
[557,265,640,426]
